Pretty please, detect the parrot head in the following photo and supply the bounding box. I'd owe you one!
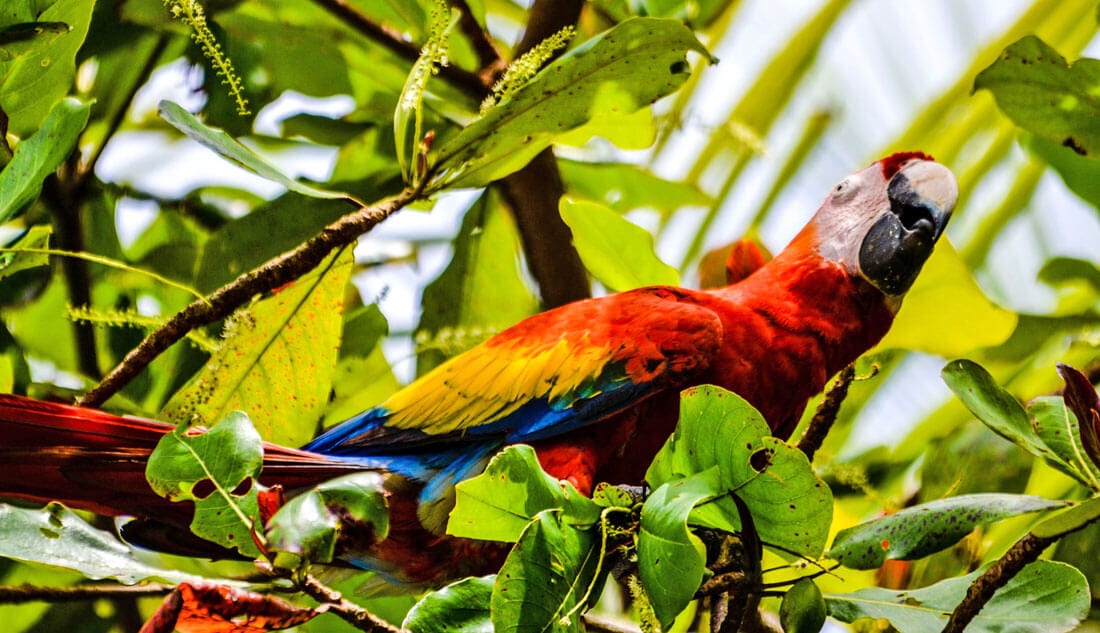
[807,151,957,302]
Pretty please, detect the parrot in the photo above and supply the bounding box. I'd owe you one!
[0,152,957,585]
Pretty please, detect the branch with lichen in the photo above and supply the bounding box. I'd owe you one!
[78,185,423,408]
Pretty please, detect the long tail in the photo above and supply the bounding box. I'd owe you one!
[0,394,508,584]
[0,393,363,520]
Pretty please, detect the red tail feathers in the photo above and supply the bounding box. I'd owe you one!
[0,393,361,520]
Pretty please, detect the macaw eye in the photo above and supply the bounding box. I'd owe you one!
[832,178,853,199]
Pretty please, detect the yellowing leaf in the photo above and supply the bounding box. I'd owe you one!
[162,249,353,446]
[877,240,1017,356]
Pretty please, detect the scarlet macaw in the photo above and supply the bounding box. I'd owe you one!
[0,152,956,584]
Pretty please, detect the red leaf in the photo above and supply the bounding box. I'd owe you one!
[140,582,319,633]
[1058,363,1100,470]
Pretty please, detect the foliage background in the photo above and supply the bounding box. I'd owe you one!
[3,0,1100,631]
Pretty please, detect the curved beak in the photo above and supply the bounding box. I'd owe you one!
[859,159,957,295]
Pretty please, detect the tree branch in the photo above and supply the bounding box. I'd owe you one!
[796,364,856,460]
[78,187,421,407]
[497,0,590,308]
[294,571,406,633]
[942,533,1056,633]
[449,0,506,79]
[43,151,99,379]
[0,582,173,603]
[499,150,590,307]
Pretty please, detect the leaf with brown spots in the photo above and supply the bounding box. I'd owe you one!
[975,35,1100,159]
[829,493,1066,569]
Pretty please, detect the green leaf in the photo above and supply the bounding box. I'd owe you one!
[1029,396,1100,491]
[780,578,826,633]
[429,18,711,190]
[941,359,1070,470]
[416,191,538,373]
[558,158,711,216]
[877,241,1016,355]
[266,472,389,565]
[0,503,211,585]
[559,197,679,292]
[163,249,352,447]
[0,98,90,223]
[826,560,1089,633]
[1025,134,1100,210]
[0,0,93,135]
[647,385,832,558]
[145,412,265,557]
[448,445,600,543]
[322,345,401,428]
[829,494,1067,569]
[158,100,358,202]
[0,225,50,281]
[638,470,719,628]
[404,575,494,633]
[194,196,348,293]
[1033,496,1100,539]
[490,510,600,633]
[975,35,1100,157]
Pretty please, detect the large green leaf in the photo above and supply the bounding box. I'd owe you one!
[826,560,1089,633]
[829,494,1067,569]
[0,503,210,585]
[975,35,1100,157]
[637,470,719,629]
[416,191,538,373]
[428,18,711,190]
[404,576,494,633]
[0,0,93,135]
[558,158,711,216]
[145,411,265,558]
[448,445,600,543]
[162,249,352,447]
[0,98,90,223]
[490,510,601,633]
[559,197,679,292]
[647,385,833,558]
[877,240,1016,355]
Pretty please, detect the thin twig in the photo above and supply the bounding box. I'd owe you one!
[44,151,99,378]
[311,0,488,97]
[295,572,406,633]
[942,533,1056,633]
[582,613,642,633]
[797,364,856,460]
[0,583,174,603]
[78,187,421,407]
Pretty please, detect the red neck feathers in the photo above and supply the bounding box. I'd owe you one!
[704,237,894,437]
